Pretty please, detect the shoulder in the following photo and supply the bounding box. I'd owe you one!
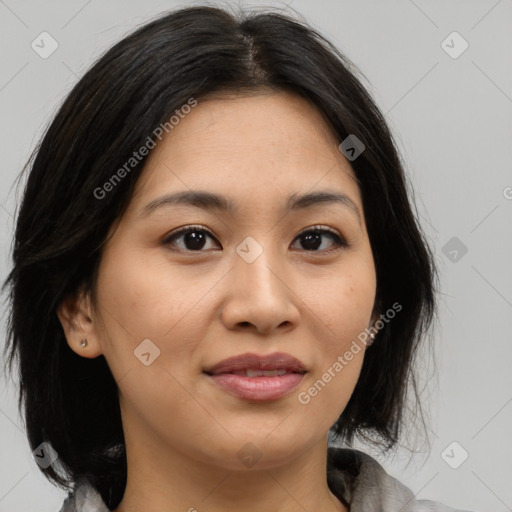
[327,446,476,512]
[58,477,110,512]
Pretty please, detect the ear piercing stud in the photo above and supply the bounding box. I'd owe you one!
[80,339,88,348]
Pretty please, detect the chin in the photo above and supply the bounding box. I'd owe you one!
[211,433,315,471]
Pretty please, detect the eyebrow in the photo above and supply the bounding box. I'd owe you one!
[140,190,362,225]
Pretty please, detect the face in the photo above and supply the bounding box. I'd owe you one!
[63,90,377,470]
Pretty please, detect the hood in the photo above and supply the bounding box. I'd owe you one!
[327,447,473,511]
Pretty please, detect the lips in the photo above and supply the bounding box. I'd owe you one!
[203,352,308,401]
[203,352,307,376]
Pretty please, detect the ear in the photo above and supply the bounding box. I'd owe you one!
[56,285,103,358]
[369,296,383,328]
[368,306,379,328]
[370,312,380,327]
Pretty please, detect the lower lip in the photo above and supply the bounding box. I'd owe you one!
[206,372,305,401]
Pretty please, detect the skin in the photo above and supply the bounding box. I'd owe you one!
[58,90,378,512]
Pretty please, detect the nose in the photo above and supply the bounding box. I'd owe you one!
[220,242,300,335]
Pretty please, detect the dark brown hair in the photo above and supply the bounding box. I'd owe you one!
[3,4,438,509]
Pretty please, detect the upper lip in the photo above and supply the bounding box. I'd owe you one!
[204,352,308,375]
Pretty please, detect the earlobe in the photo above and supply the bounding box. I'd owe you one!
[56,287,103,358]
[365,310,381,348]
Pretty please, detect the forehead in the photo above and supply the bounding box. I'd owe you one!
[130,90,361,210]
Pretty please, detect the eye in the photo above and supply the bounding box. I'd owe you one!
[163,225,219,252]
[162,225,348,253]
[291,226,348,253]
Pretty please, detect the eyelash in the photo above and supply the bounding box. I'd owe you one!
[162,224,348,254]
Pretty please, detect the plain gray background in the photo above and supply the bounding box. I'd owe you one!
[0,1,511,511]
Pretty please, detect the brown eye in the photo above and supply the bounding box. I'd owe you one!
[162,225,348,254]
[163,226,219,251]
[291,227,348,253]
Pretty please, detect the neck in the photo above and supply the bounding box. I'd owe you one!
[112,430,346,512]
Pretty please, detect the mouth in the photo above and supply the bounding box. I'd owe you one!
[214,368,305,377]
[203,351,307,376]
[203,352,307,401]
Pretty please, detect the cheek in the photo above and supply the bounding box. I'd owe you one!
[92,247,178,381]
[93,244,222,386]
[95,245,205,340]
[307,261,376,350]
[293,260,375,419]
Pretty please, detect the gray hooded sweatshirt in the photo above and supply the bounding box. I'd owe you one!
[58,447,473,511]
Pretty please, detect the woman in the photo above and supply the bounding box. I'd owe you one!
[2,4,473,511]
